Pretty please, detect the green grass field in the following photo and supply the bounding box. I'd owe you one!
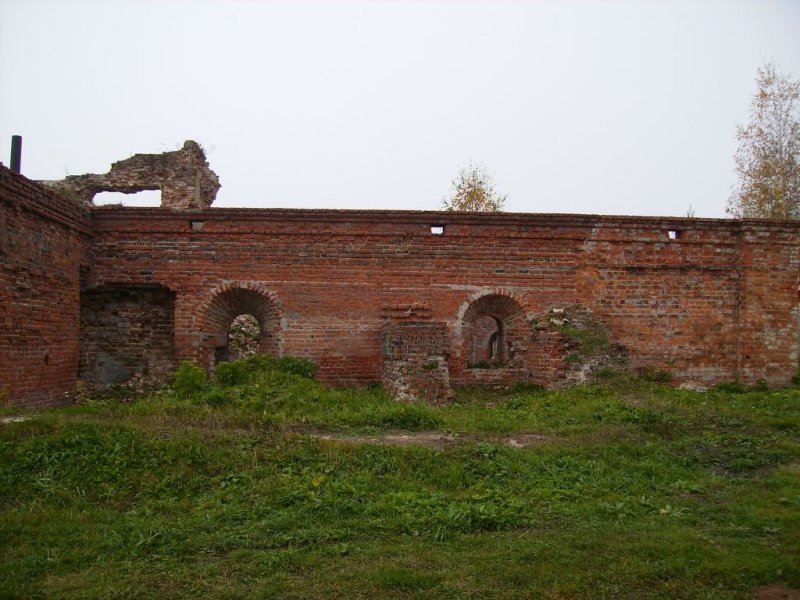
[1,356,798,599]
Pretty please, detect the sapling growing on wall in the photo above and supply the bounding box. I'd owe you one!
[442,162,507,212]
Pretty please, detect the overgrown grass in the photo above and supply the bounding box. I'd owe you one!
[1,356,798,598]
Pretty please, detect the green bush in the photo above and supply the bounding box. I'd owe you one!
[214,360,252,387]
[641,367,672,383]
[200,388,235,407]
[277,355,318,379]
[594,367,616,379]
[753,379,769,392]
[214,354,318,387]
[172,361,207,397]
[713,380,749,394]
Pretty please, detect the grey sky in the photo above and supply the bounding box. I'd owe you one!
[1,0,799,217]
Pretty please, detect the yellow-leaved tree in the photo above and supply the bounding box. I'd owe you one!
[727,62,800,219]
[442,162,507,212]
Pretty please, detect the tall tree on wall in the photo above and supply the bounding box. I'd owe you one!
[727,62,800,219]
[442,162,507,212]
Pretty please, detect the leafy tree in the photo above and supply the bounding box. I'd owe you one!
[727,62,800,219]
[442,162,507,212]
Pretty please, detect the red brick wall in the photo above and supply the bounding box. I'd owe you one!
[0,167,91,406]
[86,208,800,388]
[738,225,800,383]
[2,168,798,407]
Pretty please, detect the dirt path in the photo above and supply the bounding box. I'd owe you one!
[1,413,552,449]
[755,585,800,599]
[310,430,551,449]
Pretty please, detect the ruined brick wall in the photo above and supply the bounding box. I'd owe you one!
[0,166,91,406]
[85,208,800,390]
[41,141,220,209]
[2,166,798,406]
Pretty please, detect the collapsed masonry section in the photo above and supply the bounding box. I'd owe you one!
[41,141,220,209]
[381,305,453,404]
[528,306,629,387]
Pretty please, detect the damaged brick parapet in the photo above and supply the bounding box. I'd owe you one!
[41,140,220,209]
[528,305,628,387]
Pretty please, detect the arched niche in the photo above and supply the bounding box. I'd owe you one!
[201,285,282,366]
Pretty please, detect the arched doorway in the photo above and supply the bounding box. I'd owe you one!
[468,314,503,366]
[202,286,282,366]
[461,293,528,370]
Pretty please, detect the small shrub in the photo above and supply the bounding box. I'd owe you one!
[753,379,769,392]
[277,356,318,379]
[641,367,672,383]
[172,361,207,398]
[214,360,252,387]
[213,354,318,388]
[560,322,610,357]
[508,382,546,395]
[713,380,748,394]
[594,367,616,379]
[200,388,235,407]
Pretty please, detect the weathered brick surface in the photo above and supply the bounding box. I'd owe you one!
[84,208,799,390]
[0,167,91,406]
[1,166,799,406]
[381,314,452,404]
[41,141,220,209]
[78,285,175,384]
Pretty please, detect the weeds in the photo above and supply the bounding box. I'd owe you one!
[1,357,798,598]
[172,360,207,397]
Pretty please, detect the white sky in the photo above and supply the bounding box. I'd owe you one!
[1,0,799,217]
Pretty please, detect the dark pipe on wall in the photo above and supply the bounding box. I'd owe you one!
[10,135,22,174]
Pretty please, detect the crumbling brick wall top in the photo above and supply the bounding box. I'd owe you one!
[41,140,220,210]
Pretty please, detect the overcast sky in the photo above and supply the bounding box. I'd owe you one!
[1,0,799,217]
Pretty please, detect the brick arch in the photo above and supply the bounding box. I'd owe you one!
[458,291,530,369]
[198,282,284,364]
[454,288,532,337]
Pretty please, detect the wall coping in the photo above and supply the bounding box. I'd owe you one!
[88,205,800,231]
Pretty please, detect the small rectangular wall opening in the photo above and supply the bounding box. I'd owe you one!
[431,225,445,235]
[668,230,680,240]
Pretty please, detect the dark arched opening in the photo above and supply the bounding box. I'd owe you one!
[203,287,281,366]
[462,294,527,369]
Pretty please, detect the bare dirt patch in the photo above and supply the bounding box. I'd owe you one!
[311,430,550,449]
[755,585,800,600]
